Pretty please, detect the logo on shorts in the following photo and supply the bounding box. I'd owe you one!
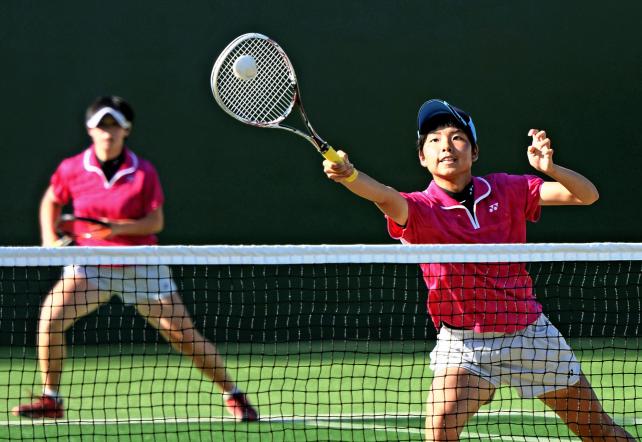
[489,202,499,212]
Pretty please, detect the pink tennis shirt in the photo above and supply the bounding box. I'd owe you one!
[50,146,164,246]
[387,173,545,333]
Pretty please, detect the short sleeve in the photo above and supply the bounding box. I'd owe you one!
[49,161,71,205]
[386,193,416,242]
[386,215,405,239]
[142,163,165,213]
[523,174,544,222]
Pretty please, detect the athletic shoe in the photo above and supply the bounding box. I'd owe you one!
[12,395,64,419]
[225,392,258,422]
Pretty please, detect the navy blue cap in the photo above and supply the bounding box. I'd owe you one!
[417,99,477,144]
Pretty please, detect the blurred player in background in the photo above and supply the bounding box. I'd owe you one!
[12,96,257,422]
[323,99,634,441]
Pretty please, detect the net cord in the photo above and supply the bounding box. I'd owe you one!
[0,243,641,267]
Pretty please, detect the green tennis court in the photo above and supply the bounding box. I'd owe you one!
[2,340,639,441]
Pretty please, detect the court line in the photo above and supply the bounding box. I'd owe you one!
[2,410,422,426]
[0,409,550,425]
[1,409,636,432]
[0,410,489,426]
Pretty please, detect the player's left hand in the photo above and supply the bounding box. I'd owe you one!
[527,129,555,173]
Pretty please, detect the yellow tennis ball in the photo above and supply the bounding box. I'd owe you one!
[233,55,258,81]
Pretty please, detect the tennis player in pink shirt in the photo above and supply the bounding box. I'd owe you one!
[324,99,634,441]
[13,96,257,422]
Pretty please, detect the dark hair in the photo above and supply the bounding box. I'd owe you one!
[416,114,476,152]
[85,96,135,125]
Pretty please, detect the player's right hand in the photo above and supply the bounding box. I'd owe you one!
[42,233,61,247]
[323,150,356,183]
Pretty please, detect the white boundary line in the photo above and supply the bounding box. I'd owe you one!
[1,409,636,427]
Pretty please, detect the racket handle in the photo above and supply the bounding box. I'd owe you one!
[323,147,359,183]
[53,236,73,247]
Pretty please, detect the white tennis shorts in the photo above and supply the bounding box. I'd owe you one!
[62,265,177,305]
[429,314,581,398]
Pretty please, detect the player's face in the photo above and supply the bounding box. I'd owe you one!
[87,116,130,161]
[419,126,478,188]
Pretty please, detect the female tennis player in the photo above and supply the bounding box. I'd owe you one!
[12,96,258,422]
[323,99,634,441]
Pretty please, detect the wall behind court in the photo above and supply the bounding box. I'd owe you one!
[1,0,641,246]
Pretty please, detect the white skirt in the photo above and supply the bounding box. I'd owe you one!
[429,314,581,398]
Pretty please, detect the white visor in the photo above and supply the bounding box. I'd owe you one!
[86,107,131,129]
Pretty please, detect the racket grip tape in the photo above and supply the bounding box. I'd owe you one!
[322,147,359,183]
[53,237,73,247]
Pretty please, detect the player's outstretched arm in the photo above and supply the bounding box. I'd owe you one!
[527,129,599,206]
[323,150,408,226]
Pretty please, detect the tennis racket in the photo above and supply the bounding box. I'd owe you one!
[210,32,358,182]
[55,215,112,246]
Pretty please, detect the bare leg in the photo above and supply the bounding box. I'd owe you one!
[38,277,111,391]
[135,293,237,393]
[425,367,496,442]
[539,373,636,441]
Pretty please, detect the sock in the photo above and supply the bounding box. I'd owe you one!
[223,387,241,400]
[43,388,61,401]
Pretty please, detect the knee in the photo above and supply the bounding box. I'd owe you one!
[167,328,203,354]
[38,307,67,334]
[39,291,75,331]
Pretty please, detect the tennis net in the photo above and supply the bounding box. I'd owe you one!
[0,243,641,441]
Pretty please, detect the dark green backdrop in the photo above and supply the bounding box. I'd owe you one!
[1,0,641,245]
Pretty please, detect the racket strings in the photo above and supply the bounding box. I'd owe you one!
[228,41,285,120]
[214,37,296,124]
[253,45,295,121]
[226,41,293,121]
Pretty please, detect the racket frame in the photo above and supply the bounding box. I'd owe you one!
[211,33,357,174]
[55,214,112,246]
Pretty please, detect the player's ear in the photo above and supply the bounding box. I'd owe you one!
[417,135,428,166]
[418,148,429,167]
[472,144,479,162]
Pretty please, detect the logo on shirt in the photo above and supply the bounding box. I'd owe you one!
[489,202,499,212]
